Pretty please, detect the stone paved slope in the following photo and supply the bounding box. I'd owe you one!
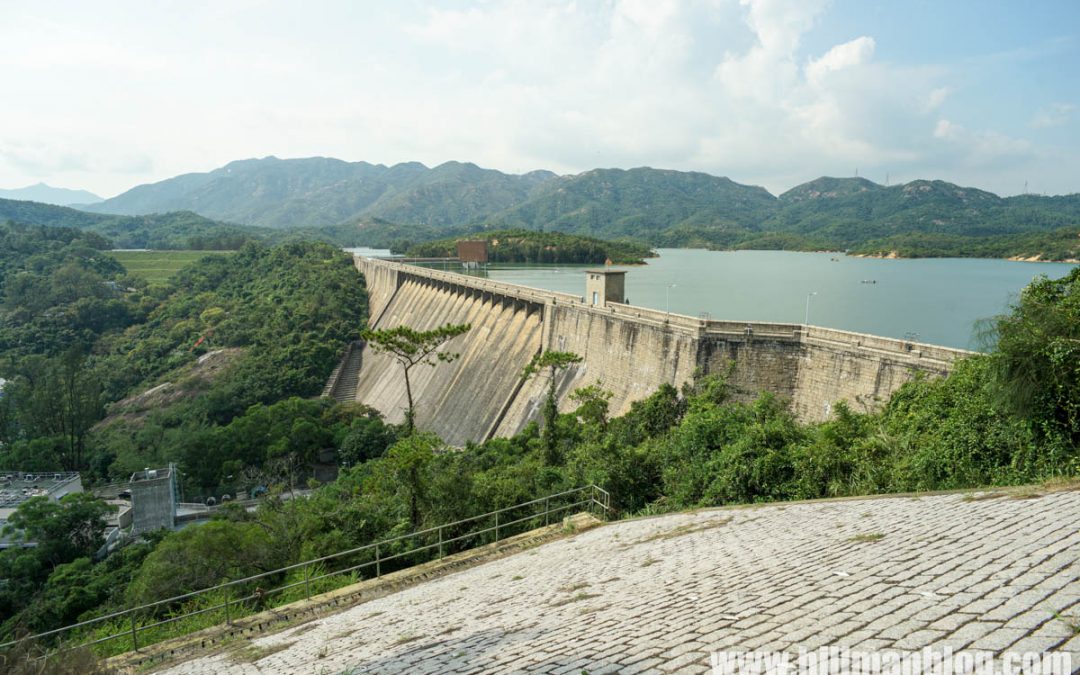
[158,488,1080,674]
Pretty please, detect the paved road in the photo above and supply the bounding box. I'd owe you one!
[158,488,1080,674]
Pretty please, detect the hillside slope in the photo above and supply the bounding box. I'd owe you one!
[86,157,557,229]
[0,197,273,249]
[0,182,102,206]
[483,167,777,240]
[80,158,1080,259]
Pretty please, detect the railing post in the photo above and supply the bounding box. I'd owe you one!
[544,496,549,526]
[305,564,312,599]
[494,511,500,542]
[438,526,444,559]
[224,592,232,626]
[376,543,381,578]
[130,611,139,651]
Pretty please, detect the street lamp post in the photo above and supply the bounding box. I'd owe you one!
[666,283,677,314]
[805,291,817,325]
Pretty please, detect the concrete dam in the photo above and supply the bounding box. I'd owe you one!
[329,256,970,446]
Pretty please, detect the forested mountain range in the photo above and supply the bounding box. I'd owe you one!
[62,156,1080,260]
[0,156,1062,259]
[83,157,557,229]
[0,198,274,250]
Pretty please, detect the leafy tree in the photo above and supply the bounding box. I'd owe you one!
[339,413,398,466]
[988,267,1080,447]
[361,323,471,433]
[2,493,110,571]
[6,351,104,471]
[369,432,442,528]
[570,384,613,434]
[522,350,582,464]
[126,520,286,604]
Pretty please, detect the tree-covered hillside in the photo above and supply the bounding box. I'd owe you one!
[0,198,272,250]
[482,168,777,241]
[405,229,654,264]
[86,157,556,230]
[77,157,1080,260]
[0,225,368,484]
[0,225,381,643]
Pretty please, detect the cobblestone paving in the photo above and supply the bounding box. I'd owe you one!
[159,488,1080,674]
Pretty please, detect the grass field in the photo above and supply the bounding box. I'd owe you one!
[109,250,232,284]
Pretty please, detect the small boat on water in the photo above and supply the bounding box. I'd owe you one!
[860,279,877,284]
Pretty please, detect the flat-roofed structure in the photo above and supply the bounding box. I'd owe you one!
[0,471,83,547]
[130,466,178,535]
[585,268,626,307]
[456,240,488,269]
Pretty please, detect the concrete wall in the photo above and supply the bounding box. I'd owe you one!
[345,257,971,444]
[130,468,176,535]
[352,260,548,446]
[792,326,957,421]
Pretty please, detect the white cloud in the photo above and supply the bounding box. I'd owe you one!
[923,87,951,113]
[933,119,1032,168]
[0,141,91,174]
[0,0,1069,197]
[1031,103,1075,129]
[805,36,875,85]
[934,119,958,140]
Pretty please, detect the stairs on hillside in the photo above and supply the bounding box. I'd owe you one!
[324,341,363,402]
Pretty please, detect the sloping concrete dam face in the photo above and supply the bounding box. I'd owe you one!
[348,257,970,445]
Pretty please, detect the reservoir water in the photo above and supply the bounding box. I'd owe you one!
[348,248,1076,351]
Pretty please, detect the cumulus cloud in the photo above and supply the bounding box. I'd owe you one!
[805,36,876,85]
[0,0,1067,196]
[933,119,1032,170]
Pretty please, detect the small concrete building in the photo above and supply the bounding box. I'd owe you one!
[585,269,626,307]
[130,466,177,535]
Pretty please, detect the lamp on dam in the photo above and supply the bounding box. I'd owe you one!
[666,283,677,314]
[805,291,817,325]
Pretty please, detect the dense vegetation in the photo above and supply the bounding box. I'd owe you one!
[0,224,375,642]
[2,235,1077,657]
[79,157,1080,261]
[404,229,654,264]
[0,222,368,481]
[0,199,273,250]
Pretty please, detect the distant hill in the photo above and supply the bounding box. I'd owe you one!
[84,157,557,229]
[80,158,1080,260]
[0,198,273,250]
[0,182,102,206]
[758,178,1080,253]
[483,167,777,240]
[85,157,777,237]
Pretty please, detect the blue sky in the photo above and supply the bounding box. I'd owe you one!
[0,0,1076,198]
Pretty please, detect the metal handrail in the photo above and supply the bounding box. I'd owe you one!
[1,484,611,655]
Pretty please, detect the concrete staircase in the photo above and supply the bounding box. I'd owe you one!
[322,341,363,402]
